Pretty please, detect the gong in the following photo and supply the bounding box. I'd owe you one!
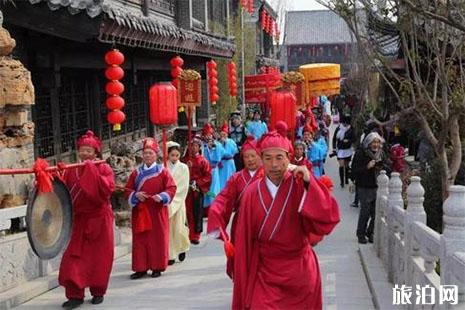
[26,178,72,259]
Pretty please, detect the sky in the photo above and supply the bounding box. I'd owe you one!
[290,0,327,11]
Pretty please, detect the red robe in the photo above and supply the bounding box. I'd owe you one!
[125,165,177,272]
[232,172,340,310]
[207,167,264,278]
[183,154,212,242]
[58,161,115,299]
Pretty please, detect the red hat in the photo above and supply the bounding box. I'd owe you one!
[77,130,102,153]
[241,136,259,156]
[143,138,159,152]
[257,131,292,154]
[220,122,229,134]
[275,121,288,137]
[202,123,214,136]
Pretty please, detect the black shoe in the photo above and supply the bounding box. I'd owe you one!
[190,240,200,245]
[62,299,84,309]
[151,270,162,278]
[168,259,175,265]
[178,252,186,262]
[340,183,344,188]
[367,235,374,243]
[130,271,147,280]
[91,296,104,305]
[350,203,358,208]
[358,236,368,244]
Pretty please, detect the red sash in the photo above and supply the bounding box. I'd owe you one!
[133,200,152,234]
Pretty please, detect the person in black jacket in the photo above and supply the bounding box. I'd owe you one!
[229,114,247,170]
[352,132,390,244]
[332,115,355,187]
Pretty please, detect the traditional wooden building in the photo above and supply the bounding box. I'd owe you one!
[282,10,356,75]
[1,0,236,162]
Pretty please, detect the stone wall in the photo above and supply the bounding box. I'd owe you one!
[0,25,35,209]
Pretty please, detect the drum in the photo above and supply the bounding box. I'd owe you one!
[26,177,72,259]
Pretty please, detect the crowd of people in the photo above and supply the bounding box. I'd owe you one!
[55,94,409,309]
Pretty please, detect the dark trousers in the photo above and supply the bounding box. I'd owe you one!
[353,185,359,205]
[356,187,377,238]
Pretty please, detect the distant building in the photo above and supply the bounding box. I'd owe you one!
[282,10,357,75]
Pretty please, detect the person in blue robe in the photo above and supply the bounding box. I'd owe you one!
[201,124,224,211]
[246,111,268,140]
[218,123,238,190]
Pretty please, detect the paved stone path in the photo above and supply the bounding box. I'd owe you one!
[18,140,375,310]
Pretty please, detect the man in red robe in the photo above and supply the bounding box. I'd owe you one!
[183,135,212,244]
[58,130,115,308]
[125,138,177,279]
[232,131,340,310]
[207,136,263,278]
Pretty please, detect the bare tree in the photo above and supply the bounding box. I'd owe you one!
[317,0,465,199]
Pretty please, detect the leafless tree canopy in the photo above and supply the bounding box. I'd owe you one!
[317,0,465,198]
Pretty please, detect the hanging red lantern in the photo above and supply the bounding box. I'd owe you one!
[240,0,247,9]
[170,55,184,88]
[269,89,297,131]
[149,82,178,126]
[261,10,266,30]
[149,82,178,167]
[105,80,124,95]
[170,56,184,67]
[105,66,125,80]
[105,49,125,66]
[106,95,125,110]
[247,0,253,13]
[207,60,219,105]
[227,61,238,98]
[104,48,125,131]
[107,110,126,129]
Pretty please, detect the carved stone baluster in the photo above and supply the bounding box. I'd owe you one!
[388,172,403,283]
[440,186,465,308]
[375,171,389,257]
[404,176,426,289]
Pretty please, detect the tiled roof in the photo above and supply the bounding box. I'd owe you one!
[284,10,354,45]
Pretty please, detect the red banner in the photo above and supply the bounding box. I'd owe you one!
[178,79,201,107]
[244,73,282,103]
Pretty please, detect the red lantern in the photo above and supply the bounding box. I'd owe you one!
[105,49,125,66]
[107,110,126,125]
[207,60,219,104]
[149,82,178,126]
[170,56,184,67]
[170,56,184,88]
[106,96,125,110]
[105,80,124,95]
[171,66,183,78]
[247,0,253,13]
[261,10,266,30]
[211,94,219,102]
[240,0,247,9]
[105,66,125,80]
[269,89,297,130]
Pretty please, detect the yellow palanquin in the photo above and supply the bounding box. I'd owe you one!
[299,63,340,101]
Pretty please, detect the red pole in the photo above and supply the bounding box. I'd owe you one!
[187,106,192,158]
[162,128,168,167]
[0,160,106,175]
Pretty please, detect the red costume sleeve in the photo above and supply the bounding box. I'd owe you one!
[79,161,115,205]
[124,170,137,198]
[207,174,238,238]
[197,158,212,194]
[299,174,340,237]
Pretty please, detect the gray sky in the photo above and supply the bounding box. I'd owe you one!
[291,0,327,10]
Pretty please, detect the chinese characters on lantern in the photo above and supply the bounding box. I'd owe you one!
[178,70,202,107]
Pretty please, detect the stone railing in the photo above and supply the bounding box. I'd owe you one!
[375,171,465,308]
[0,205,26,234]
